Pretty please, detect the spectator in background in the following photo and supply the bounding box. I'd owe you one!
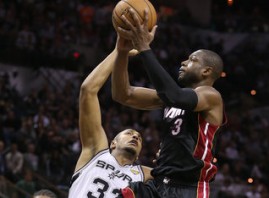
[33,106,50,129]
[2,110,21,145]
[0,175,7,196]
[0,140,6,175]
[78,2,94,26]
[214,163,233,186]
[15,24,36,51]
[16,169,36,198]
[5,142,24,182]
[23,143,39,171]
[18,117,37,141]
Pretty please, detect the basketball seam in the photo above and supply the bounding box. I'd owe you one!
[121,0,144,21]
[113,16,124,30]
[113,0,156,30]
[113,9,129,29]
[112,12,120,27]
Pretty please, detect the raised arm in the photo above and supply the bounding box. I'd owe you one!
[112,36,163,110]
[74,50,117,172]
[117,9,224,125]
[117,9,198,110]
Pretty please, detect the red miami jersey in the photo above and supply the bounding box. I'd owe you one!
[152,106,226,185]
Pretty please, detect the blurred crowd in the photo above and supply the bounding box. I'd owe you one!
[0,0,268,67]
[0,0,269,197]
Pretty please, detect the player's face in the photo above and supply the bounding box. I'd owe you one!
[116,129,142,156]
[178,50,204,86]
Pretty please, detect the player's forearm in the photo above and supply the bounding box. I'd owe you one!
[80,50,117,94]
[139,50,197,110]
[111,51,132,103]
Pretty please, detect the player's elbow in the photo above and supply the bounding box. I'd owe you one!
[80,82,98,95]
[112,89,131,105]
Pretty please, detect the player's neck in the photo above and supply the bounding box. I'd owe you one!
[112,150,135,166]
[189,80,213,89]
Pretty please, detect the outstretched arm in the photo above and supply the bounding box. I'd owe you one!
[75,50,117,172]
[111,36,163,110]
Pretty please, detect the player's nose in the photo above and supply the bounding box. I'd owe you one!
[181,60,187,67]
[132,134,139,140]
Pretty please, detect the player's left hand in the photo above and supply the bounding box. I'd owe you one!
[118,9,157,52]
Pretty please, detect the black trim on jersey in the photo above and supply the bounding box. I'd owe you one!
[70,149,109,187]
[70,172,80,187]
[72,149,109,175]
[139,50,198,110]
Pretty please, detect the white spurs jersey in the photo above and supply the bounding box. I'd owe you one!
[68,149,144,198]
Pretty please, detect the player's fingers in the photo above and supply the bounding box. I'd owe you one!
[143,9,149,27]
[121,14,134,28]
[117,27,132,40]
[150,25,158,37]
[129,8,141,27]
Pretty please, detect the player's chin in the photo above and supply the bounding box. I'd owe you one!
[178,77,187,86]
[124,146,137,155]
[178,73,184,80]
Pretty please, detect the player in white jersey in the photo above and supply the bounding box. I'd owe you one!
[69,149,144,197]
[68,36,152,198]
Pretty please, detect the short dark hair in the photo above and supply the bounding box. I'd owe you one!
[33,189,57,198]
[201,49,223,80]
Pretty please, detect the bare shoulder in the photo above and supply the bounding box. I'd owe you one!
[194,86,224,125]
[141,166,153,182]
[195,86,222,104]
[194,86,223,113]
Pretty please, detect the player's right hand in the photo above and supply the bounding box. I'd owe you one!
[118,9,157,52]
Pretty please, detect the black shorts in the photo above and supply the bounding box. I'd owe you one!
[119,178,211,198]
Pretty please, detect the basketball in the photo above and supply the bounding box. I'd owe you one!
[112,0,157,32]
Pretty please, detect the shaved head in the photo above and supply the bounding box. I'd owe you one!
[199,49,223,80]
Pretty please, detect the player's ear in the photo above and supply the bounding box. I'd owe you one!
[202,66,213,77]
[110,140,116,150]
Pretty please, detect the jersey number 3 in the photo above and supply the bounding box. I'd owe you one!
[171,118,183,135]
[87,178,120,198]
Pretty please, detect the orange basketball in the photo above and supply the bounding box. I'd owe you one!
[112,0,157,32]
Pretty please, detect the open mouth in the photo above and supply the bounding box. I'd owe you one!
[129,140,138,146]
